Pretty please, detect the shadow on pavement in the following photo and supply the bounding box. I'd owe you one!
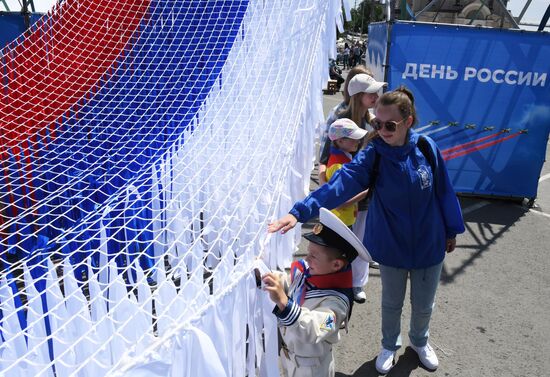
[335,356,379,377]
[336,347,436,377]
[440,198,527,285]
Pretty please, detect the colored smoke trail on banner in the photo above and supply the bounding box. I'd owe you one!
[441,131,523,160]
[371,21,550,199]
[0,0,348,375]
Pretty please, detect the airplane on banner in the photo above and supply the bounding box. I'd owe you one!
[366,1,550,203]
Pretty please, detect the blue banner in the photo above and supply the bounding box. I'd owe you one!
[382,21,550,199]
[0,12,42,49]
[366,22,388,83]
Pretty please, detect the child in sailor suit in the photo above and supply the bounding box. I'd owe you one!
[263,208,371,377]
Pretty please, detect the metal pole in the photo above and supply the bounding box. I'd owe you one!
[21,0,30,30]
[355,0,358,31]
[1,0,10,11]
[400,0,407,20]
[361,0,365,33]
[386,0,395,21]
[538,4,550,31]
[516,0,533,24]
[415,0,443,19]
[492,0,521,28]
[382,21,393,85]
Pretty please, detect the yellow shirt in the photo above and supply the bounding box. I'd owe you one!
[326,161,357,226]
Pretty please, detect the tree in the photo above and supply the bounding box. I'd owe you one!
[346,0,385,34]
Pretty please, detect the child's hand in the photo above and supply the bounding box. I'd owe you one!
[267,214,298,234]
[262,272,288,310]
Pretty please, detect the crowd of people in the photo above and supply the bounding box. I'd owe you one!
[338,42,365,70]
[329,41,366,93]
[261,65,466,376]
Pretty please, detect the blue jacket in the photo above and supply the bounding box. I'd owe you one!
[290,131,465,269]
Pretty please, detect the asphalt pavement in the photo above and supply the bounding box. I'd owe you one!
[293,88,550,377]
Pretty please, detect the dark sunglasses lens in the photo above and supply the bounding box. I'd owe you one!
[372,120,382,131]
[371,119,397,132]
[385,121,397,132]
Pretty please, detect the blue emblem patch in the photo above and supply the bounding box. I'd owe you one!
[320,314,335,332]
[417,165,432,189]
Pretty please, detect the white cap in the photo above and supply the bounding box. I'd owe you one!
[328,118,367,141]
[304,208,372,262]
[347,73,387,97]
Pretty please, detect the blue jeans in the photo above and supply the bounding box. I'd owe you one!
[379,262,443,351]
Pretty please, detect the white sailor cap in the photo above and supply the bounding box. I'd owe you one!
[303,208,372,262]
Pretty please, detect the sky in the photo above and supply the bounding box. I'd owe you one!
[507,0,550,29]
[2,0,549,29]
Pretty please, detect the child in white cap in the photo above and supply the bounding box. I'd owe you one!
[326,118,368,227]
[263,208,371,377]
[326,118,372,304]
[319,73,388,303]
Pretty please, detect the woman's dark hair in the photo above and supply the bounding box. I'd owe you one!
[376,86,418,126]
[365,86,419,144]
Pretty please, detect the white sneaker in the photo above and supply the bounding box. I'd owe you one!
[352,287,366,303]
[369,261,379,269]
[375,348,396,374]
[410,343,439,370]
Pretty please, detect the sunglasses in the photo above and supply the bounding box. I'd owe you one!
[370,118,406,132]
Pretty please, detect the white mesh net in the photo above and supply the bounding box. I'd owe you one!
[0,0,349,375]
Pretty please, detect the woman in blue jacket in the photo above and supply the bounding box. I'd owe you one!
[269,87,465,374]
